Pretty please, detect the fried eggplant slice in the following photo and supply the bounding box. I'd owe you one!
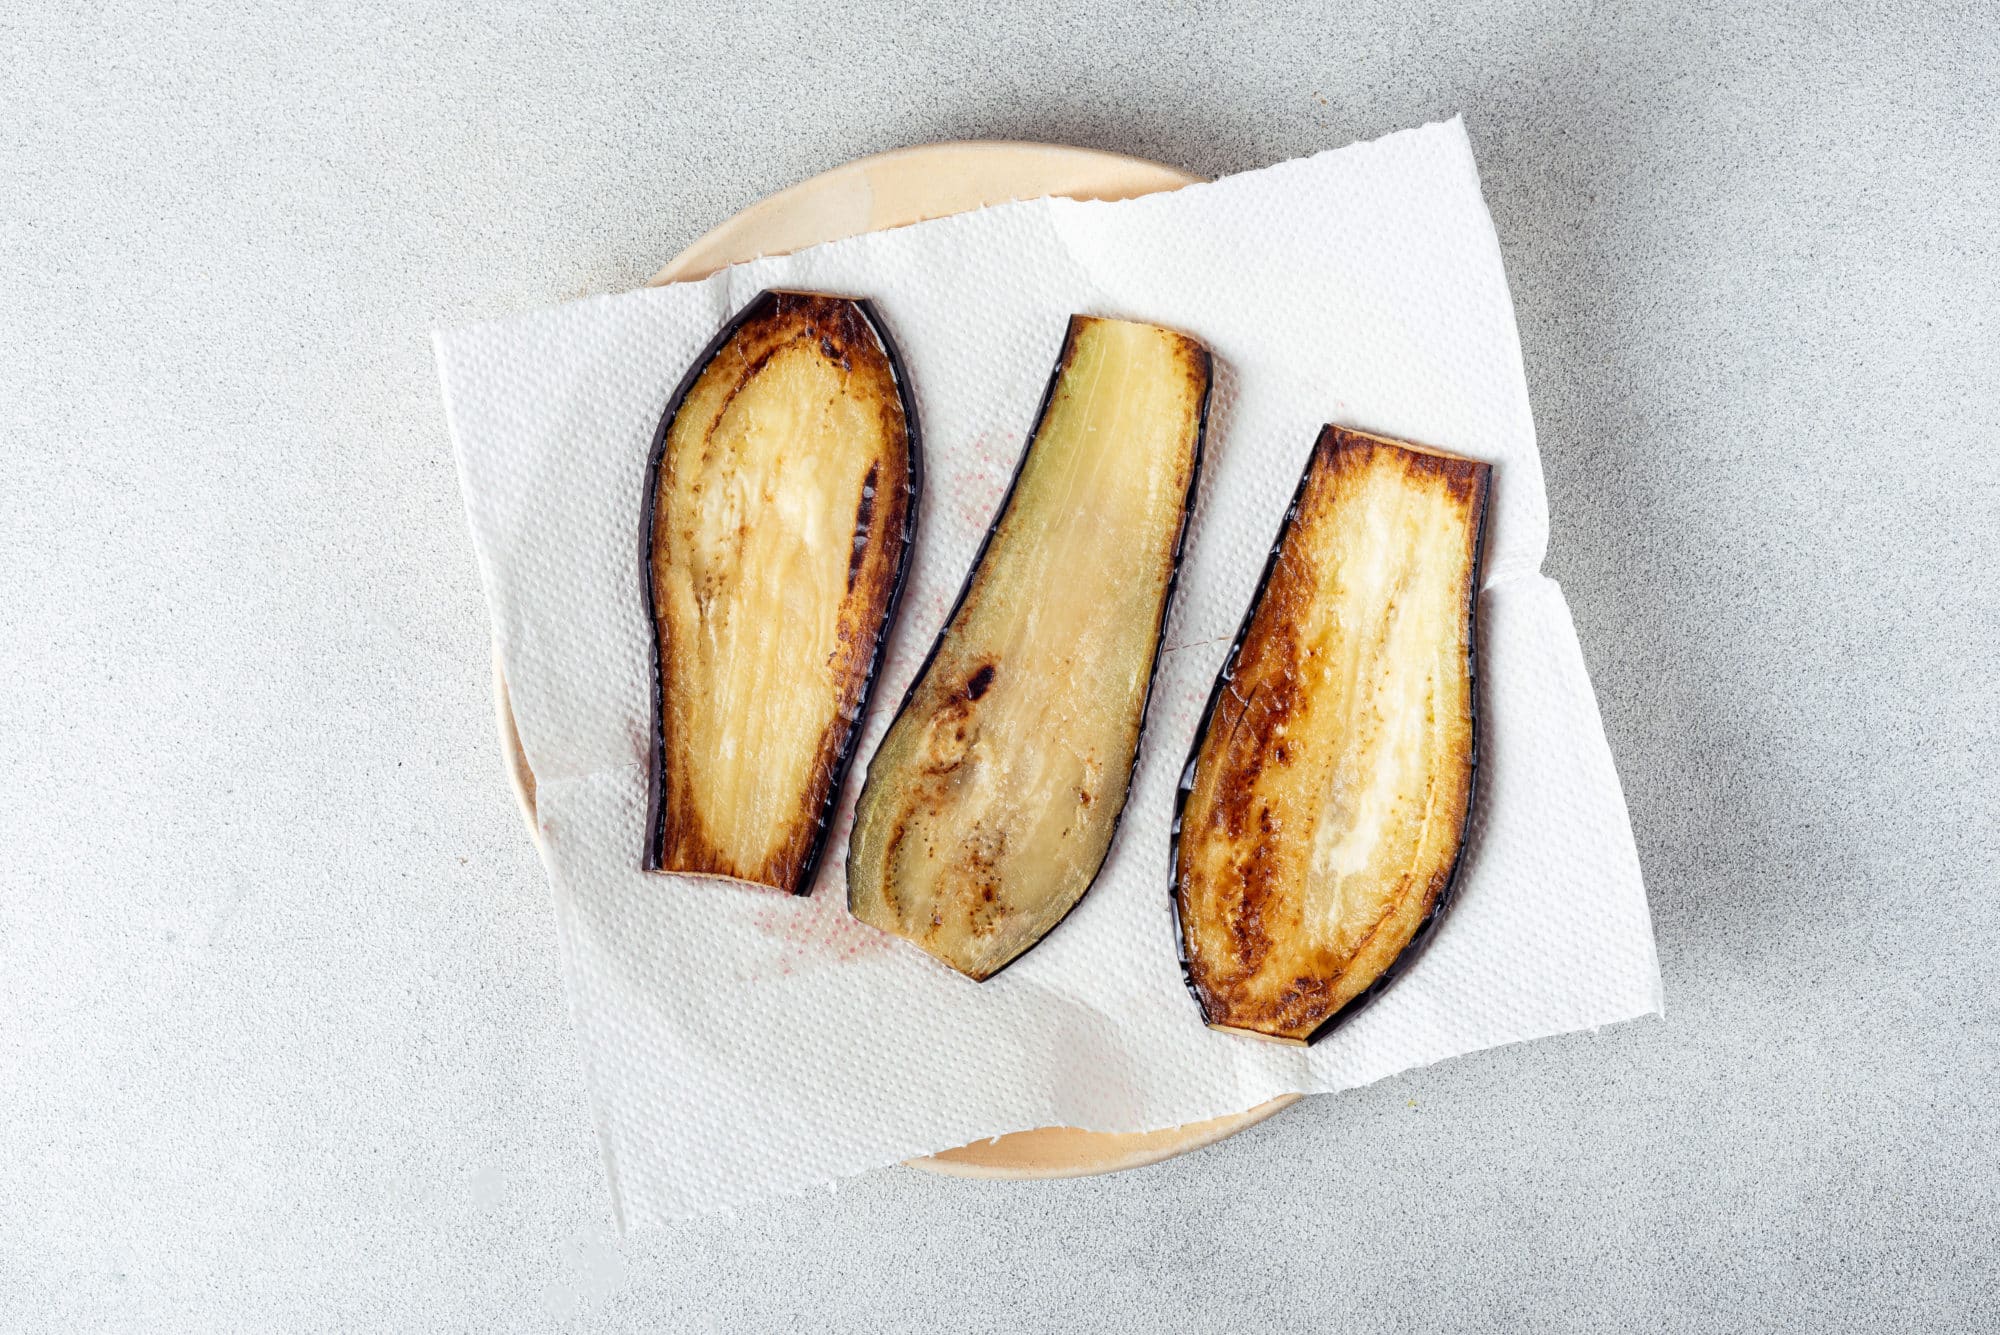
[848,316,1210,980]
[644,290,919,895]
[1173,426,1489,1043]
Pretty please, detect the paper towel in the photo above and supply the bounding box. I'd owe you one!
[437,118,1661,1226]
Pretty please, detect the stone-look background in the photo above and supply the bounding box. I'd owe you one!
[4,2,1994,1330]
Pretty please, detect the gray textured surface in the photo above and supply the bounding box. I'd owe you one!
[3,0,1996,1330]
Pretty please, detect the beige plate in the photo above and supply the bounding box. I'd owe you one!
[493,140,1300,1179]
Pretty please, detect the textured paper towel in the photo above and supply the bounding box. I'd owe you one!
[437,118,1661,1226]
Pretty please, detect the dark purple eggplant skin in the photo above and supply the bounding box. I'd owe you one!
[1167,425,1491,1045]
[846,315,1212,981]
[641,289,923,896]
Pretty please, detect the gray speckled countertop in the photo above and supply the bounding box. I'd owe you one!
[4,2,1996,1330]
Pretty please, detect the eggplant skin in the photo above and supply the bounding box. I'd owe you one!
[644,290,919,896]
[848,316,1211,981]
[1172,426,1489,1044]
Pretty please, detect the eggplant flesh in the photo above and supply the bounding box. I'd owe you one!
[849,316,1210,980]
[645,291,917,895]
[1174,427,1489,1044]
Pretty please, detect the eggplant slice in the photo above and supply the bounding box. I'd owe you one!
[1173,426,1489,1044]
[848,316,1211,980]
[644,291,919,895]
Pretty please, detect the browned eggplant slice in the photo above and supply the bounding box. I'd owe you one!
[644,290,919,895]
[1172,426,1490,1044]
[847,316,1211,980]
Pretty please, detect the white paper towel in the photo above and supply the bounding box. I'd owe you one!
[437,118,1661,1226]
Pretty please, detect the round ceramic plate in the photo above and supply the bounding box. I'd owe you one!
[493,140,1299,1179]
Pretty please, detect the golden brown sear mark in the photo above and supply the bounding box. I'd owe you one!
[1174,425,1489,1042]
[645,291,916,895]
